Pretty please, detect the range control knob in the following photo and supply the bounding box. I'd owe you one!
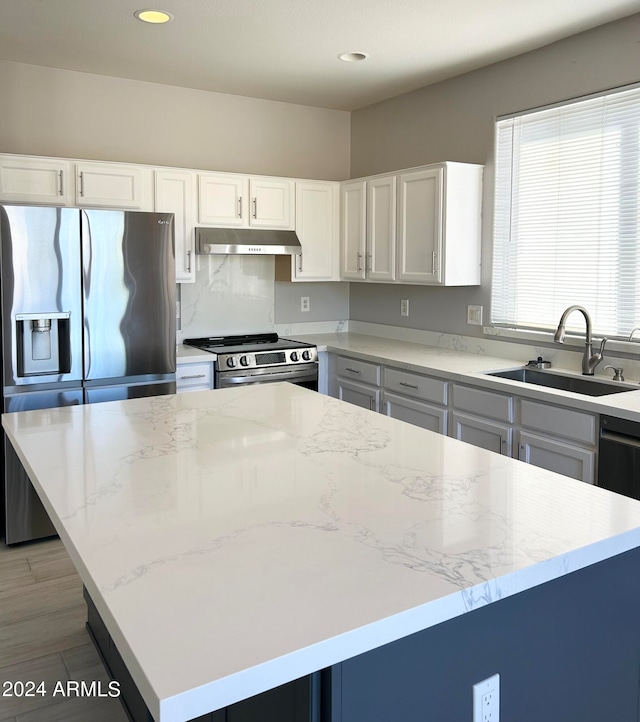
[291,351,299,362]
[226,357,235,368]
[302,350,312,361]
[240,355,249,367]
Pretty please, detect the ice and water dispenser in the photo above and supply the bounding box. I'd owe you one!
[16,312,71,376]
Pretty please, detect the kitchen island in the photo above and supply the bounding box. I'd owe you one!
[4,383,640,721]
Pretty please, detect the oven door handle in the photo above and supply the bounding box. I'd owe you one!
[218,364,317,386]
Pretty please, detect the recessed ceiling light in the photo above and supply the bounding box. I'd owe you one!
[338,52,369,63]
[134,9,173,24]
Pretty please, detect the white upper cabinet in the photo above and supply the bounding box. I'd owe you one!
[198,173,246,226]
[155,170,197,283]
[76,162,153,210]
[0,155,72,205]
[276,181,339,282]
[198,173,294,229]
[397,167,442,284]
[367,175,396,281]
[340,181,367,280]
[343,161,483,286]
[398,162,482,286]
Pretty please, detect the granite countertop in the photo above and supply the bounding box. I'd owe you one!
[287,332,640,421]
[4,383,640,721]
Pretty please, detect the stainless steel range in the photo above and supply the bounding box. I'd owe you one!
[184,334,318,390]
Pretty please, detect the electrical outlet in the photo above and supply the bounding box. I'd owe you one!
[301,296,310,313]
[467,305,483,325]
[400,299,409,317]
[473,674,500,722]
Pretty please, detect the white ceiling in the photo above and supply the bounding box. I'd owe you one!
[0,0,638,111]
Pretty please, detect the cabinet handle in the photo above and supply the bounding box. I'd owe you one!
[432,251,437,275]
[58,170,64,196]
[187,250,192,273]
[356,252,363,272]
[345,367,361,374]
[366,252,372,272]
[298,254,303,271]
[252,198,257,218]
[180,374,206,380]
[238,197,242,217]
[78,171,84,197]
[399,382,419,389]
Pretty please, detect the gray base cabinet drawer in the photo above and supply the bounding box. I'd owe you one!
[383,367,447,404]
[176,362,213,392]
[336,356,381,386]
[520,400,596,445]
[452,384,513,422]
[382,391,447,434]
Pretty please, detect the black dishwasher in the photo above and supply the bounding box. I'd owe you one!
[598,415,640,500]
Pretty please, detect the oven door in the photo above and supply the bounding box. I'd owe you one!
[217,363,318,391]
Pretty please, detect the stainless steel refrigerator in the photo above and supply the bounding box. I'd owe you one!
[0,204,176,544]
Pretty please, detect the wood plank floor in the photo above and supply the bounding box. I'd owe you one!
[0,537,128,722]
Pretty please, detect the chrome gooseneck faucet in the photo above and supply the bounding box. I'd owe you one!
[553,305,607,375]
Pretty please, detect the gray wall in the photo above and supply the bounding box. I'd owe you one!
[0,59,350,181]
[349,13,640,337]
[275,282,349,324]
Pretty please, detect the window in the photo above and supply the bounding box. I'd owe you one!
[492,84,640,339]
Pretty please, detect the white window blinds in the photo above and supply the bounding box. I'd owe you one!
[492,84,640,339]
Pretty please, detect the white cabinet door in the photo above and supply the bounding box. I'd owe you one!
[382,391,447,434]
[367,176,396,281]
[518,431,595,484]
[198,173,247,226]
[450,411,512,456]
[337,378,380,412]
[340,181,366,280]
[155,170,197,283]
[291,181,339,281]
[397,167,443,284]
[76,162,152,209]
[249,178,294,229]
[0,155,72,205]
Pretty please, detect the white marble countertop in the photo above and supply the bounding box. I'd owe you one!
[176,344,216,365]
[4,384,640,721]
[290,332,640,422]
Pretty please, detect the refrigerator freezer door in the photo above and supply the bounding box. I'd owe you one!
[3,388,83,544]
[0,205,83,389]
[81,210,176,382]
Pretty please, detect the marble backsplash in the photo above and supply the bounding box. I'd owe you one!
[177,255,276,341]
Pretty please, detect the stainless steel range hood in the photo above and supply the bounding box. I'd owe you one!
[195,227,302,255]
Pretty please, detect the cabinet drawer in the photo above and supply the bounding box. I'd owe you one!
[383,367,447,405]
[520,399,596,445]
[336,356,380,386]
[176,362,213,392]
[452,384,513,422]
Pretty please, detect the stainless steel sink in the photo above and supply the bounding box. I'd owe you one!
[486,368,639,396]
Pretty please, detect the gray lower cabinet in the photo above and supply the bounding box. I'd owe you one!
[382,391,447,433]
[450,411,512,456]
[337,377,380,411]
[518,430,595,483]
[329,354,598,483]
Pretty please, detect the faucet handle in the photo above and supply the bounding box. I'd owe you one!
[604,365,624,382]
[597,337,608,355]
